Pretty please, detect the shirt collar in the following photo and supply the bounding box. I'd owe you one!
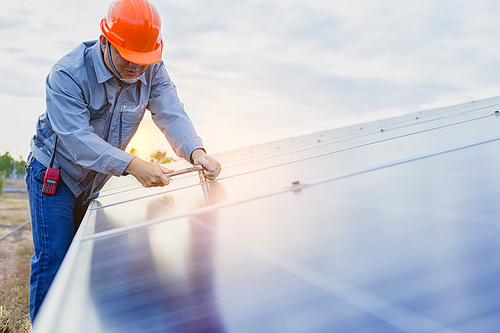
[92,40,148,86]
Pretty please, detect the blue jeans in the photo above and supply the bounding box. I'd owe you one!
[26,156,89,323]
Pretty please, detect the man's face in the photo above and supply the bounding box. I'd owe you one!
[100,36,147,80]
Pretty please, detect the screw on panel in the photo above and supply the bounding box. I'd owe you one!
[380,129,384,132]
[290,180,308,192]
[495,110,500,116]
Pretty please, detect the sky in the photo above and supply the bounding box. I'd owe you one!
[2,0,500,160]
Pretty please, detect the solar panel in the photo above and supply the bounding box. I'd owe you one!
[34,96,500,332]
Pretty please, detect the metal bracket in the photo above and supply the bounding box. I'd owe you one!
[166,165,206,182]
[290,180,309,192]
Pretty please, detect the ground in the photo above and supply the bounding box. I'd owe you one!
[0,179,32,332]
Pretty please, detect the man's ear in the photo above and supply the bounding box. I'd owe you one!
[99,35,107,53]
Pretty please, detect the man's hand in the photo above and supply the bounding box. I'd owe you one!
[125,157,173,187]
[191,149,221,180]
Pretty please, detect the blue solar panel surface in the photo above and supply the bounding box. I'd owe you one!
[35,96,500,332]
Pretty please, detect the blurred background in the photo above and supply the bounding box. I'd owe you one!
[2,0,500,159]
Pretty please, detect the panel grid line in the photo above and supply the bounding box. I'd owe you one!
[188,215,463,333]
[93,113,496,210]
[82,134,500,242]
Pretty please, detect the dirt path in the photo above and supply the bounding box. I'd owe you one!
[0,181,33,331]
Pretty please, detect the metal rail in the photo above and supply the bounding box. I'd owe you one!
[0,220,31,241]
[166,165,206,182]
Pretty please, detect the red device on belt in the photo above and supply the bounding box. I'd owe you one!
[42,136,60,195]
[42,167,60,195]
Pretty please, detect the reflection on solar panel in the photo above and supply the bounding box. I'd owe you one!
[35,96,500,333]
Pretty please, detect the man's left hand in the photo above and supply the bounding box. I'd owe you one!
[191,149,221,180]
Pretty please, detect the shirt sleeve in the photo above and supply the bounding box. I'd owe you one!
[147,62,204,162]
[46,65,134,176]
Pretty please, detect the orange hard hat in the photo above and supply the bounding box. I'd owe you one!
[100,0,163,65]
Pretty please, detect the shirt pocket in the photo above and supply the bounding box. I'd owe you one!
[118,103,147,149]
[121,103,147,124]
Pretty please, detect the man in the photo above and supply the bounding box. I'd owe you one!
[25,0,221,322]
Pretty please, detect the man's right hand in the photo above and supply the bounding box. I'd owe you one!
[125,157,173,187]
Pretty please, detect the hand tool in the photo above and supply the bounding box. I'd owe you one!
[166,165,206,182]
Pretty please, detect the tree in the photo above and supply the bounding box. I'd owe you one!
[129,147,139,157]
[149,149,176,164]
[0,152,14,176]
[15,157,27,176]
[0,152,27,177]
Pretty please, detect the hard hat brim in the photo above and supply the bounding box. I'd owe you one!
[111,39,163,65]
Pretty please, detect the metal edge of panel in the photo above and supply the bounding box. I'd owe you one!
[29,96,500,332]
[33,200,98,333]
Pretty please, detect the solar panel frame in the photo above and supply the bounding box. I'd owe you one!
[34,96,500,333]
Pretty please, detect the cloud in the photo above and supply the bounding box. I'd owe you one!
[0,16,24,30]
[155,0,500,152]
[0,68,44,98]
[17,54,56,67]
[3,0,500,157]
[0,46,24,54]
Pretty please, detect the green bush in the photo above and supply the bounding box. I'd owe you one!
[0,176,3,195]
[0,152,27,178]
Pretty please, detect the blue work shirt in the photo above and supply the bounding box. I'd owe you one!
[30,40,204,202]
